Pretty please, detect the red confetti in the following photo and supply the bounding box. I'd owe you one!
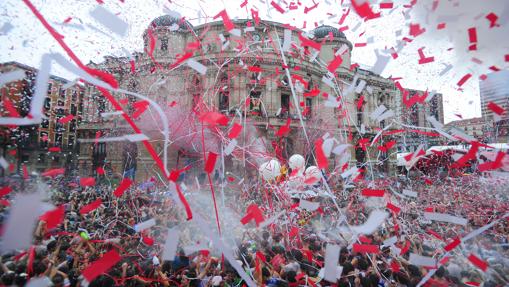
[80,199,103,215]
[457,73,472,87]
[437,23,446,30]
[113,178,133,197]
[58,114,74,123]
[48,147,61,152]
[204,152,218,173]
[240,204,265,227]
[409,23,426,37]
[350,0,380,20]
[352,244,380,254]
[271,1,286,14]
[213,9,234,31]
[468,254,488,272]
[468,27,477,51]
[386,202,401,214]
[361,188,385,197]
[487,101,505,115]
[41,168,65,177]
[379,2,394,9]
[0,186,12,197]
[80,177,96,187]
[200,111,229,126]
[276,118,291,137]
[486,12,499,28]
[228,123,243,139]
[315,138,328,169]
[327,54,343,73]
[444,237,461,252]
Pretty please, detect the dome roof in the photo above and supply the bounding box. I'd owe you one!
[311,25,346,40]
[148,15,192,30]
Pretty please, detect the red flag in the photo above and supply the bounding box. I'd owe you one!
[80,199,103,215]
[82,250,122,282]
[113,178,133,197]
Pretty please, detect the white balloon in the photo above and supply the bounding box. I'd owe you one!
[289,154,305,170]
[259,159,281,181]
[304,166,321,184]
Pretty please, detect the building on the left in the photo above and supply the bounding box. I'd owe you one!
[0,62,84,176]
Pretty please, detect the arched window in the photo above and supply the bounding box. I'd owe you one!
[218,73,229,113]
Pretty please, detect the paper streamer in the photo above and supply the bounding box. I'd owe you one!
[187,58,207,75]
[90,5,128,37]
[299,199,320,211]
[162,227,180,261]
[409,253,436,267]
[324,244,341,282]
[82,249,122,283]
[423,212,468,226]
[1,191,44,252]
[351,210,388,235]
[134,218,156,232]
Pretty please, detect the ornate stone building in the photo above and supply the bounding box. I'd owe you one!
[0,61,84,175]
[77,16,438,181]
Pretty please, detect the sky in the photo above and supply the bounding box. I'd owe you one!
[1,0,509,123]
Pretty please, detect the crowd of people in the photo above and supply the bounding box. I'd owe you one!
[0,171,508,287]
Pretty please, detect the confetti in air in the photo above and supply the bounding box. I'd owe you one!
[0,0,508,286]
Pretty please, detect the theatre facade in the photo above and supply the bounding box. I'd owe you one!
[77,16,443,181]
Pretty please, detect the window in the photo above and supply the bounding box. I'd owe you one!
[68,135,75,148]
[69,119,76,132]
[249,91,262,115]
[41,119,49,129]
[70,104,77,116]
[72,90,77,102]
[59,88,66,98]
[219,92,229,112]
[53,156,60,164]
[44,97,51,110]
[55,133,63,147]
[39,132,48,148]
[47,83,52,94]
[280,93,290,117]
[38,153,46,164]
[304,98,312,118]
[161,38,168,51]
